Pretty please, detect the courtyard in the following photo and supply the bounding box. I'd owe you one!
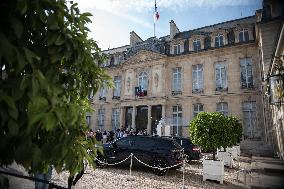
[3,156,284,189]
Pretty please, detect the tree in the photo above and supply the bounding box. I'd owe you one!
[189,112,242,160]
[0,0,111,175]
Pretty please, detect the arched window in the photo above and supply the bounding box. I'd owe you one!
[138,71,148,90]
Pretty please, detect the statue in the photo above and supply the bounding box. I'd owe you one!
[154,73,159,88]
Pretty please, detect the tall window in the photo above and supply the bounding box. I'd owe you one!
[242,101,257,139]
[240,58,253,89]
[173,44,181,55]
[193,103,204,117]
[99,86,107,100]
[215,33,224,47]
[112,108,120,131]
[193,39,201,51]
[138,71,148,90]
[86,116,91,127]
[239,29,249,42]
[216,102,228,116]
[98,109,105,130]
[113,76,121,97]
[215,62,227,91]
[172,67,182,93]
[88,89,94,101]
[173,105,182,136]
[192,64,203,93]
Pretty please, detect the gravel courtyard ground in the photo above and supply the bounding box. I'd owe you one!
[1,159,250,189]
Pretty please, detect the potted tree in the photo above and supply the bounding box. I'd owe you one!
[189,112,242,184]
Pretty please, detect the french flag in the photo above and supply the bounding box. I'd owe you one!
[154,0,159,22]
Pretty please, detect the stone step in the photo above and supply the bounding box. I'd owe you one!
[240,140,274,157]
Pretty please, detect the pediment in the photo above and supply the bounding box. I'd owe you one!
[123,50,166,65]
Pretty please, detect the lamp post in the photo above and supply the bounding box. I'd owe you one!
[266,56,284,105]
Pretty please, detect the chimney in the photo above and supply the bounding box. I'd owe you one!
[170,20,180,39]
[130,31,143,46]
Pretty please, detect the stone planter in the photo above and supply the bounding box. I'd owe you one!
[216,151,233,168]
[203,159,224,184]
[226,145,240,160]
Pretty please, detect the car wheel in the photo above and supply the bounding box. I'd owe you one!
[95,155,107,168]
[152,158,169,176]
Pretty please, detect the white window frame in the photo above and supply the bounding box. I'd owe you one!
[99,87,107,99]
[112,108,120,131]
[215,33,224,47]
[215,62,227,91]
[242,101,257,139]
[173,44,181,55]
[113,76,121,97]
[193,103,204,117]
[86,115,91,127]
[193,39,201,51]
[172,105,182,136]
[172,67,182,92]
[138,71,148,90]
[240,58,253,89]
[216,102,228,116]
[98,109,105,130]
[239,29,249,42]
[192,64,203,92]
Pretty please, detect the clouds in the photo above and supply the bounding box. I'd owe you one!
[73,0,261,50]
[75,0,261,13]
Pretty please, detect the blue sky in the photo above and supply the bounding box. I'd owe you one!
[74,0,262,50]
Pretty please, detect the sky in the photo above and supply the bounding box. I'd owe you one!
[73,0,263,50]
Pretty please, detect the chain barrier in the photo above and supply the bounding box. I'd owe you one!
[92,149,253,188]
[94,154,131,166]
[133,155,184,170]
[0,169,66,189]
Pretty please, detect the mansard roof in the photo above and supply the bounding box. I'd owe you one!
[102,15,256,55]
[174,15,255,39]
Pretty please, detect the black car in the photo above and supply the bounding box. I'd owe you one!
[163,136,201,161]
[95,136,183,176]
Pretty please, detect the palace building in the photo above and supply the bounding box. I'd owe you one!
[90,0,284,157]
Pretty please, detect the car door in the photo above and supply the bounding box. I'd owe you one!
[133,137,155,166]
[111,137,134,164]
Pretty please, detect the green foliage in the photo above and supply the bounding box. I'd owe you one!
[0,0,111,175]
[189,112,242,159]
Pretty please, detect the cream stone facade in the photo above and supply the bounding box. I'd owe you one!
[255,0,284,159]
[89,1,284,157]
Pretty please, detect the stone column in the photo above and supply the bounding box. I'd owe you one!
[162,104,166,119]
[147,105,152,135]
[161,104,166,136]
[120,107,124,130]
[132,106,136,130]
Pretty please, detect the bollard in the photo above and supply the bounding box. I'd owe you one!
[179,154,188,189]
[127,153,134,181]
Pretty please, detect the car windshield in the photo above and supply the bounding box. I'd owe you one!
[171,139,183,149]
[175,138,192,147]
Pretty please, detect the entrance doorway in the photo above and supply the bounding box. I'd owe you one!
[125,107,133,131]
[136,106,148,131]
[151,105,162,135]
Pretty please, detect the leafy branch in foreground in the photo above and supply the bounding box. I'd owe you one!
[0,0,111,175]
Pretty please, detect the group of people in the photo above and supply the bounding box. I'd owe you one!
[86,128,149,144]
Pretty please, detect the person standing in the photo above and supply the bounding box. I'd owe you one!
[34,166,52,189]
[102,131,107,144]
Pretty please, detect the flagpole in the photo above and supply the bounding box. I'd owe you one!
[154,0,156,37]
[154,21,156,37]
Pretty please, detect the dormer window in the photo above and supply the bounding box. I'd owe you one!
[239,29,249,43]
[193,39,201,51]
[215,34,224,47]
[173,44,181,55]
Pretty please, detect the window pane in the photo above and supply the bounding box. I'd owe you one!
[219,35,224,46]
[244,31,249,41]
